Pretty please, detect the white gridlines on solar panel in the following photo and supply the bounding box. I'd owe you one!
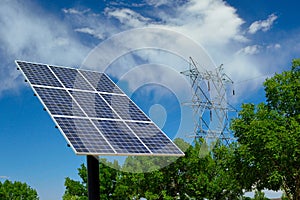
[15,60,184,156]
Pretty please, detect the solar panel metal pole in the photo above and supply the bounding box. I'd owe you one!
[87,155,100,200]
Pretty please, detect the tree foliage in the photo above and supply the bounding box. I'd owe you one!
[231,59,300,200]
[253,190,269,200]
[63,160,121,200]
[0,180,39,200]
[63,139,244,199]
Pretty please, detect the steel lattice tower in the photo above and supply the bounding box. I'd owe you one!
[181,57,237,145]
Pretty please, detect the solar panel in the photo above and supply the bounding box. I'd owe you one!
[16,60,184,156]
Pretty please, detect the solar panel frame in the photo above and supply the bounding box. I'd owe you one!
[15,60,185,156]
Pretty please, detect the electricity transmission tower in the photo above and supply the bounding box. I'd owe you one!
[181,57,237,145]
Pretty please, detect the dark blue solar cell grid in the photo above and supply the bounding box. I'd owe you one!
[126,122,183,154]
[70,90,119,119]
[50,66,94,90]
[54,117,115,154]
[101,94,150,121]
[34,87,85,116]
[16,61,62,87]
[93,119,150,154]
[79,70,123,94]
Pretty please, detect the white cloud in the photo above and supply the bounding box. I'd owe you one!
[267,43,281,50]
[145,0,170,7]
[237,45,261,55]
[75,27,105,39]
[274,43,281,49]
[105,8,151,28]
[0,176,9,179]
[63,8,120,43]
[248,14,278,34]
[65,0,246,47]
[0,0,90,96]
[150,0,247,46]
[62,8,90,15]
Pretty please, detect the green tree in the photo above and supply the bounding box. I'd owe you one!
[173,139,243,200]
[253,190,269,200]
[63,159,121,200]
[99,159,121,199]
[115,138,243,199]
[231,59,300,200]
[0,180,39,199]
[64,138,244,199]
[63,164,88,200]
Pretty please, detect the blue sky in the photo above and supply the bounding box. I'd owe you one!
[0,0,299,199]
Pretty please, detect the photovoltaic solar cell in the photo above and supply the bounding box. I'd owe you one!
[16,61,62,87]
[55,117,115,154]
[80,70,123,94]
[50,66,94,90]
[71,90,119,119]
[34,87,85,117]
[101,94,150,121]
[126,122,183,154]
[92,119,150,154]
[16,60,184,156]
